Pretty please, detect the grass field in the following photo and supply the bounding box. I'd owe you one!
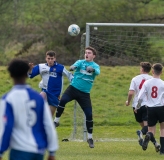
[1,66,164,160]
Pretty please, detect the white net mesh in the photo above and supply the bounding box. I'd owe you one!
[70,24,164,141]
[82,25,164,66]
[69,101,87,141]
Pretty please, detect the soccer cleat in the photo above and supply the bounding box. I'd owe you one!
[54,122,59,128]
[154,142,160,152]
[142,133,150,151]
[136,130,143,146]
[87,138,94,148]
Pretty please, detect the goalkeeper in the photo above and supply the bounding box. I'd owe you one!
[54,46,100,148]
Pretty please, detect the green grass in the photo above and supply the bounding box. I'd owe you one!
[1,66,164,160]
[2,126,163,160]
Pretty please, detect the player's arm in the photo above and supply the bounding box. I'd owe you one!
[69,60,81,71]
[62,67,74,82]
[126,79,135,106]
[28,64,40,78]
[43,101,58,160]
[126,90,134,106]
[0,99,14,159]
[136,84,147,109]
[86,65,100,75]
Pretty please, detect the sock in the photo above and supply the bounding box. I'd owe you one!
[141,126,148,135]
[54,117,60,123]
[148,132,156,145]
[86,120,93,135]
[160,137,164,153]
[88,133,93,139]
[56,105,65,118]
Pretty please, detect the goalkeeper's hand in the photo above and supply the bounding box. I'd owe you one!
[86,66,95,73]
[69,66,77,71]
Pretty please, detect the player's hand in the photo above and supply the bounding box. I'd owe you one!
[86,66,95,73]
[47,155,55,160]
[69,66,77,71]
[134,108,137,113]
[28,63,34,73]
[125,101,130,106]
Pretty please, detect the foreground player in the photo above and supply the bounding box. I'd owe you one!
[126,62,160,151]
[54,46,100,148]
[137,63,164,154]
[0,59,58,160]
[28,50,73,116]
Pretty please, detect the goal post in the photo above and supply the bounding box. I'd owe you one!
[70,23,164,142]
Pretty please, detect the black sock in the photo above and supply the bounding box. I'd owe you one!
[160,137,164,153]
[148,132,156,145]
[56,105,65,117]
[86,120,93,134]
[141,126,148,135]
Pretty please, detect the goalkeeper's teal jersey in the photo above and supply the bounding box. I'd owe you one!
[71,60,100,93]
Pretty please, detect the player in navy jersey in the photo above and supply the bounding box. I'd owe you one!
[54,46,100,148]
[0,59,58,160]
[28,50,73,117]
[137,63,164,154]
[126,62,160,151]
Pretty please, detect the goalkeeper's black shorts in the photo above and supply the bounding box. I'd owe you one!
[61,85,92,108]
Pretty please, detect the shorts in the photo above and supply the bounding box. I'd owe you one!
[42,89,59,108]
[10,149,44,160]
[63,85,92,108]
[147,106,164,127]
[133,105,147,123]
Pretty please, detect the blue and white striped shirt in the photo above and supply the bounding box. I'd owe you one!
[29,62,73,97]
[0,85,58,157]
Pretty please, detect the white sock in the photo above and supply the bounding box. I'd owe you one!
[88,133,93,139]
[54,117,60,123]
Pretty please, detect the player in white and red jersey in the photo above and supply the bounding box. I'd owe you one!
[137,63,164,154]
[126,62,160,151]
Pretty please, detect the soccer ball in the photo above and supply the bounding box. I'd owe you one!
[68,24,80,36]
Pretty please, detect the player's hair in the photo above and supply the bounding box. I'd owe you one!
[152,63,163,75]
[85,46,97,55]
[8,59,29,78]
[46,50,56,57]
[140,62,152,73]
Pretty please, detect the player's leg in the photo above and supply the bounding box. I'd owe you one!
[133,107,144,146]
[41,90,59,117]
[48,92,59,116]
[157,106,164,154]
[142,107,157,151]
[140,106,160,151]
[40,91,47,100]
[77,93,94,148]
[54,85,75,127]
[81,107,94,148]
[160,122,164,154]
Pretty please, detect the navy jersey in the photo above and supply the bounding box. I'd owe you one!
[29,62,73,97]
[0,85,58,157]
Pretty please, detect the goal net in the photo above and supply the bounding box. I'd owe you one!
[69,23,164,141]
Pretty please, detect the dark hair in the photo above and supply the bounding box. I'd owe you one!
[8,59,29,78]
[152,63,163,75]
[85,46,97,55]
[140,62,152,73]
[46,50,56,57]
